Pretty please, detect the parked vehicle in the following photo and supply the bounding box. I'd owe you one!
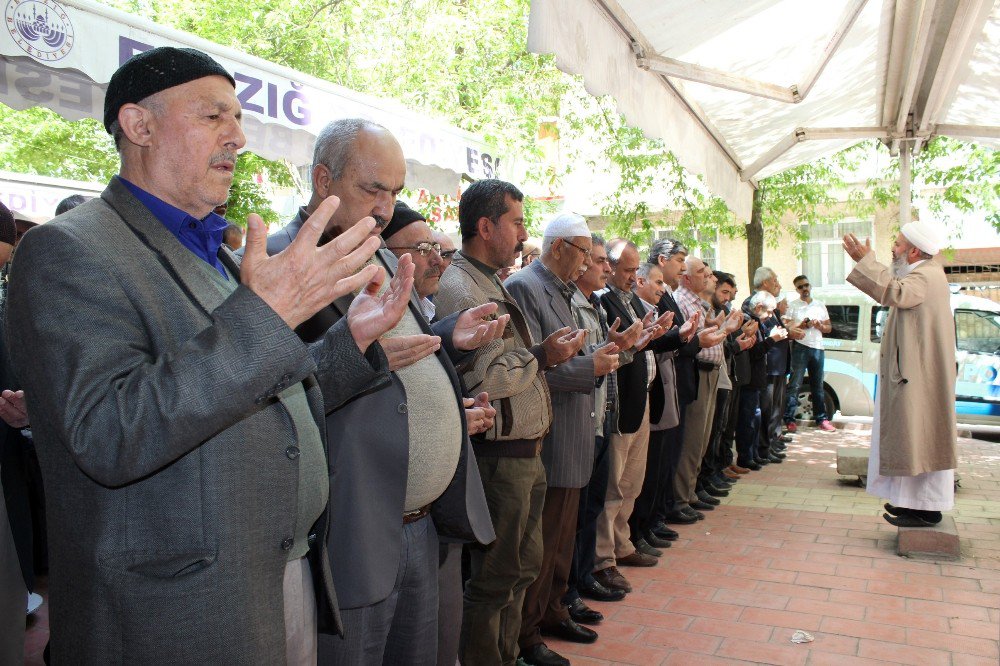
[787,286,1000,426]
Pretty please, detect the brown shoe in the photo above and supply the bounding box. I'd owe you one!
[722,468,741,480]
[592,566,632,593]
[617,552,658,567]
[728,464,751,474]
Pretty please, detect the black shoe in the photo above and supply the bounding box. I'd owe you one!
[710,476,734,489]
[780,434,793,443]
[740,460,761,471]
[634,537,662,557]
[690,500,715,511]
[704,484,730,497]
[767,453,784,464]
[686,508,706,520]
[883,503,907,516]
[567,597,604,625]
[754,456,770,466]
[696,490,721,506]
[520,642,571,665]
[540,618,599,644]
[770,449,787,459]
[578,579,626,601]
[664,509,698,524]
[883,512,941,528]
[644,530,672,548]
[651,522,680,541]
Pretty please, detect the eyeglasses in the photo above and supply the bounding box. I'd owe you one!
[440,249,457,260]
[387,241,441,257]
[795,283,810,290]
[560,238,592,258]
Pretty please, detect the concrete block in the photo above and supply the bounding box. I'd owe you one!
[837,447,869,476]
[897,516,961,560]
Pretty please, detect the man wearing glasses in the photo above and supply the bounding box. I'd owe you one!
[383,201,446,320]
[784,275,836,432]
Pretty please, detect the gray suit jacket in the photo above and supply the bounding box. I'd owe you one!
[5,179,390,664]
[504,260,596,488]
[261,211,494,611]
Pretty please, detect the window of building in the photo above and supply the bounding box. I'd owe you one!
[800,219,873,287]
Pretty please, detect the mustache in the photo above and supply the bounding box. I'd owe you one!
[515,242,525,254]
[372,215,389,229]
[210,151,238,167]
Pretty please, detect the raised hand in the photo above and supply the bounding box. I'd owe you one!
[741,318,759,337]
[769,326,788,341]
[0,389,28,428]
[679,310,700,342]
[591,342,621,377]
[723,308,743,334]
[380,334,442,370]
[452,303,510,351]
[697,325,726,348]
[463,392,496,435]
[843,233,872,262]
[241,196,382,329]
[346,253,417,354]
[607,317,643,352]
[542,327,587,366]
[645,310,675,341]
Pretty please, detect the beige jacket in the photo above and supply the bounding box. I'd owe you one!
[435,252,552,442]
[847,253,957,475]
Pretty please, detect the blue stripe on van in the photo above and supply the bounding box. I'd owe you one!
[956,401,1000,416]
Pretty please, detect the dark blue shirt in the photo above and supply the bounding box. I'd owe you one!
[119,177,229,279]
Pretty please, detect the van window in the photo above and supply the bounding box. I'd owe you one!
[955,309,1000,354]
[870,306,888,342]
[826,305,860,340]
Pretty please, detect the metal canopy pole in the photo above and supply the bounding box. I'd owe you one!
[900,141,912,225]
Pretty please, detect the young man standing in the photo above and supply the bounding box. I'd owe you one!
[783,275,836,432]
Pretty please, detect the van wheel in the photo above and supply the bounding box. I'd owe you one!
[792,384,836,423]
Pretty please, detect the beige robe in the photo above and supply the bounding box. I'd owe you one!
[847,253,957,475]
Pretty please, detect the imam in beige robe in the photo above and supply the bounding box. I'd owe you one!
[847,253,957,508]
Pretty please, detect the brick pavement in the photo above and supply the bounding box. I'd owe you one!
[22,422,1000,664]
[545,423,1000,665]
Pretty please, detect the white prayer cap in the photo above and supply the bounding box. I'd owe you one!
[543,212,590,239]
[901,220,944,255]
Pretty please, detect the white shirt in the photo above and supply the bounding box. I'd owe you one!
[787,298,830,350]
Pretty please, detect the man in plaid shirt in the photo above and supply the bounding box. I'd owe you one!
[672,256,739,518]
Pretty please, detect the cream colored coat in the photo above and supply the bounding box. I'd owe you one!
[847,253,957,475]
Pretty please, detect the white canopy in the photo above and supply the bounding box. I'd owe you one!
[529,0,1000,222]
[0,0,503,194]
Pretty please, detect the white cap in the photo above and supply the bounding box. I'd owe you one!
[543,213,590,239]
[901,220,944,255]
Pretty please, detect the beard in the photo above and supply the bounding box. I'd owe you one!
[891,252,908,278]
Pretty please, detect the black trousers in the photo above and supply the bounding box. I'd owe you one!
[759,375,786,457]
[631,410,686,529]
[566,435,609,600]
[720,385,742,469]
[699,387,731,485]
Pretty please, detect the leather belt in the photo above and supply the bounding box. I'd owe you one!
[696,360,720,372]
[403,505,431,524]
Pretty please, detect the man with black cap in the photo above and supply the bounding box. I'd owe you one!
[261,119,501,665]
[383,201,445,319]
[4,47,419,664]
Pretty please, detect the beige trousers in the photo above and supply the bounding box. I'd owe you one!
[594,402,650,571]
[674,366,720,510]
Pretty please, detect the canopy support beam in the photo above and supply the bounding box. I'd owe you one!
[900,140,912,225]
[797,0,870,101]
[935,124,1000,140]
[638,54,798,103]
[740,127,890,181]
[895,0,938,135]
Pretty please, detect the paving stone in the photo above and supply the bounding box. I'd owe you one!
[896,515,961,560]
[837,446,869,476]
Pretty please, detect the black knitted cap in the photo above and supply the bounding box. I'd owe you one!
[382,201,426,241]
[104,47,236,132]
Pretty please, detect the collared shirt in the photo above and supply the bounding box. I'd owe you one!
[675,284,724,366]
[120,177,229,279]
[533,258,578,304]
[462,251,505,290]
[420,296,436,322]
